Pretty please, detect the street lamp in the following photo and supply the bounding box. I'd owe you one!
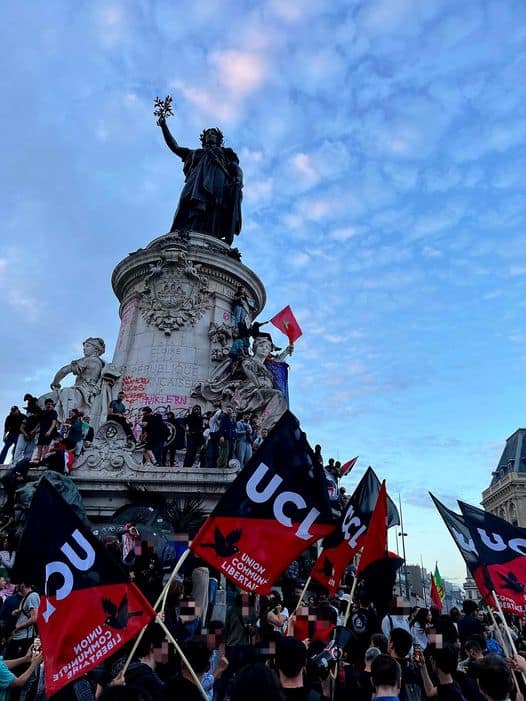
[398,493,410,600]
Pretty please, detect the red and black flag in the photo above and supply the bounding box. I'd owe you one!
[191,411,336,594]
[459,500,526,617]
[355,482,404,613]
[341,456,359,478]
[311,467,399,594]
[430,493,492,605]
[15,476,156,697]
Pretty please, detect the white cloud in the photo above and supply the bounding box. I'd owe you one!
[210,50,267,97]
[290,153,319,187]
[330,226,359,242]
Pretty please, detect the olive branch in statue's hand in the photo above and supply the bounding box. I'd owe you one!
[153,95,174,125]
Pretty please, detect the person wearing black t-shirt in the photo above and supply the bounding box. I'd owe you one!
[0,406,25,464]
[140,407,167,466]
[33,399,58,463]
[276,636,324,701]
[183,405,204,467]
[417,643,466,701]
[163,639,210,701]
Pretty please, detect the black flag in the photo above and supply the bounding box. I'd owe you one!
[459,500,526,617]
[191,411,337,593]
[15,477,155,696]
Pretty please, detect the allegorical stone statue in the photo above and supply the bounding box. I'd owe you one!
[157,112,243,245]
[43,337,118,425]
[192,337,293,428]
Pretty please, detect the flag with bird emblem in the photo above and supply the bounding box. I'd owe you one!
[430,493,492,605]
[311,467,399,594]
[14,476,156,697]
[190,411,337,593]
[458,500,526,617]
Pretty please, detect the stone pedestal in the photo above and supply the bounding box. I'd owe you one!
[109,231,265,432]
[71,231,267,514]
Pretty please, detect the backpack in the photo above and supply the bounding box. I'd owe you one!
[399,659,424,701]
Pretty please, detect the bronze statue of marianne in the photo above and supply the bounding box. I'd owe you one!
[158,118,243,245]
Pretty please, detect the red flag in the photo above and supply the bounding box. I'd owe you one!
[355,483,403,612]
[430,573,443,611]
[341,456,358,477]
[310,468,399,594]
[356,482,388,575]
[270,305,303,344]
[191,411,336,594]
[15,477,156,697]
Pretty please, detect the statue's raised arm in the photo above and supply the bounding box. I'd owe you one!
[155,103,243,245]
[158,117,190,160]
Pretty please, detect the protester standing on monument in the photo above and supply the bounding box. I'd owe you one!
[217,406,236,468]
[82,414,93,448]
[0,406,25,465]
[183,405,205,468]
[140,407,167,466]
[163,411,178,467]
[235,412,253,468]
[32,398,58,464]
[232,285,249,328]
[205,407,222,468]
[67,408,84,457]
[12,401,40,465]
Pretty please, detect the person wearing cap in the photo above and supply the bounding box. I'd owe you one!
[0,406,25,464]
[275,636,323,701]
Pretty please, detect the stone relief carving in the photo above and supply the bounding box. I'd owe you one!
[208,322,233,362]
[192,337,294,429]
[74,420,169,474]
[139,252,209,335]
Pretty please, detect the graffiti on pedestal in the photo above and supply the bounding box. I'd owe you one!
[116,299,137,353]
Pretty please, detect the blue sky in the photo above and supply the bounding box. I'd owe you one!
[2,0,526,586]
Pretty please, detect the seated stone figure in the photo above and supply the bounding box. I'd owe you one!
[192,337,293,428]
[44,337,106,423]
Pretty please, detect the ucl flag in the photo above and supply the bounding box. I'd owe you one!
[15,477,155,696]
[311,467,399,594]
[430,494,493,605]
[191,411,336,594]
[459,500,526,617]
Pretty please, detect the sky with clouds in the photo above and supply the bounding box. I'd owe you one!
[2,0,526,586]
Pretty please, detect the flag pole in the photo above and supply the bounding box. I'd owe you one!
[342,571,359,627]
[292,576,311,617]
[487,594,525,689]
[420,555,427,606]
[491,590,521,657]
[121,548,191,676]
[157,618,209,701]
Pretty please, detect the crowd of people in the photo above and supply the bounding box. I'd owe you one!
[0,393,275,476]
[1,529,526,701]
